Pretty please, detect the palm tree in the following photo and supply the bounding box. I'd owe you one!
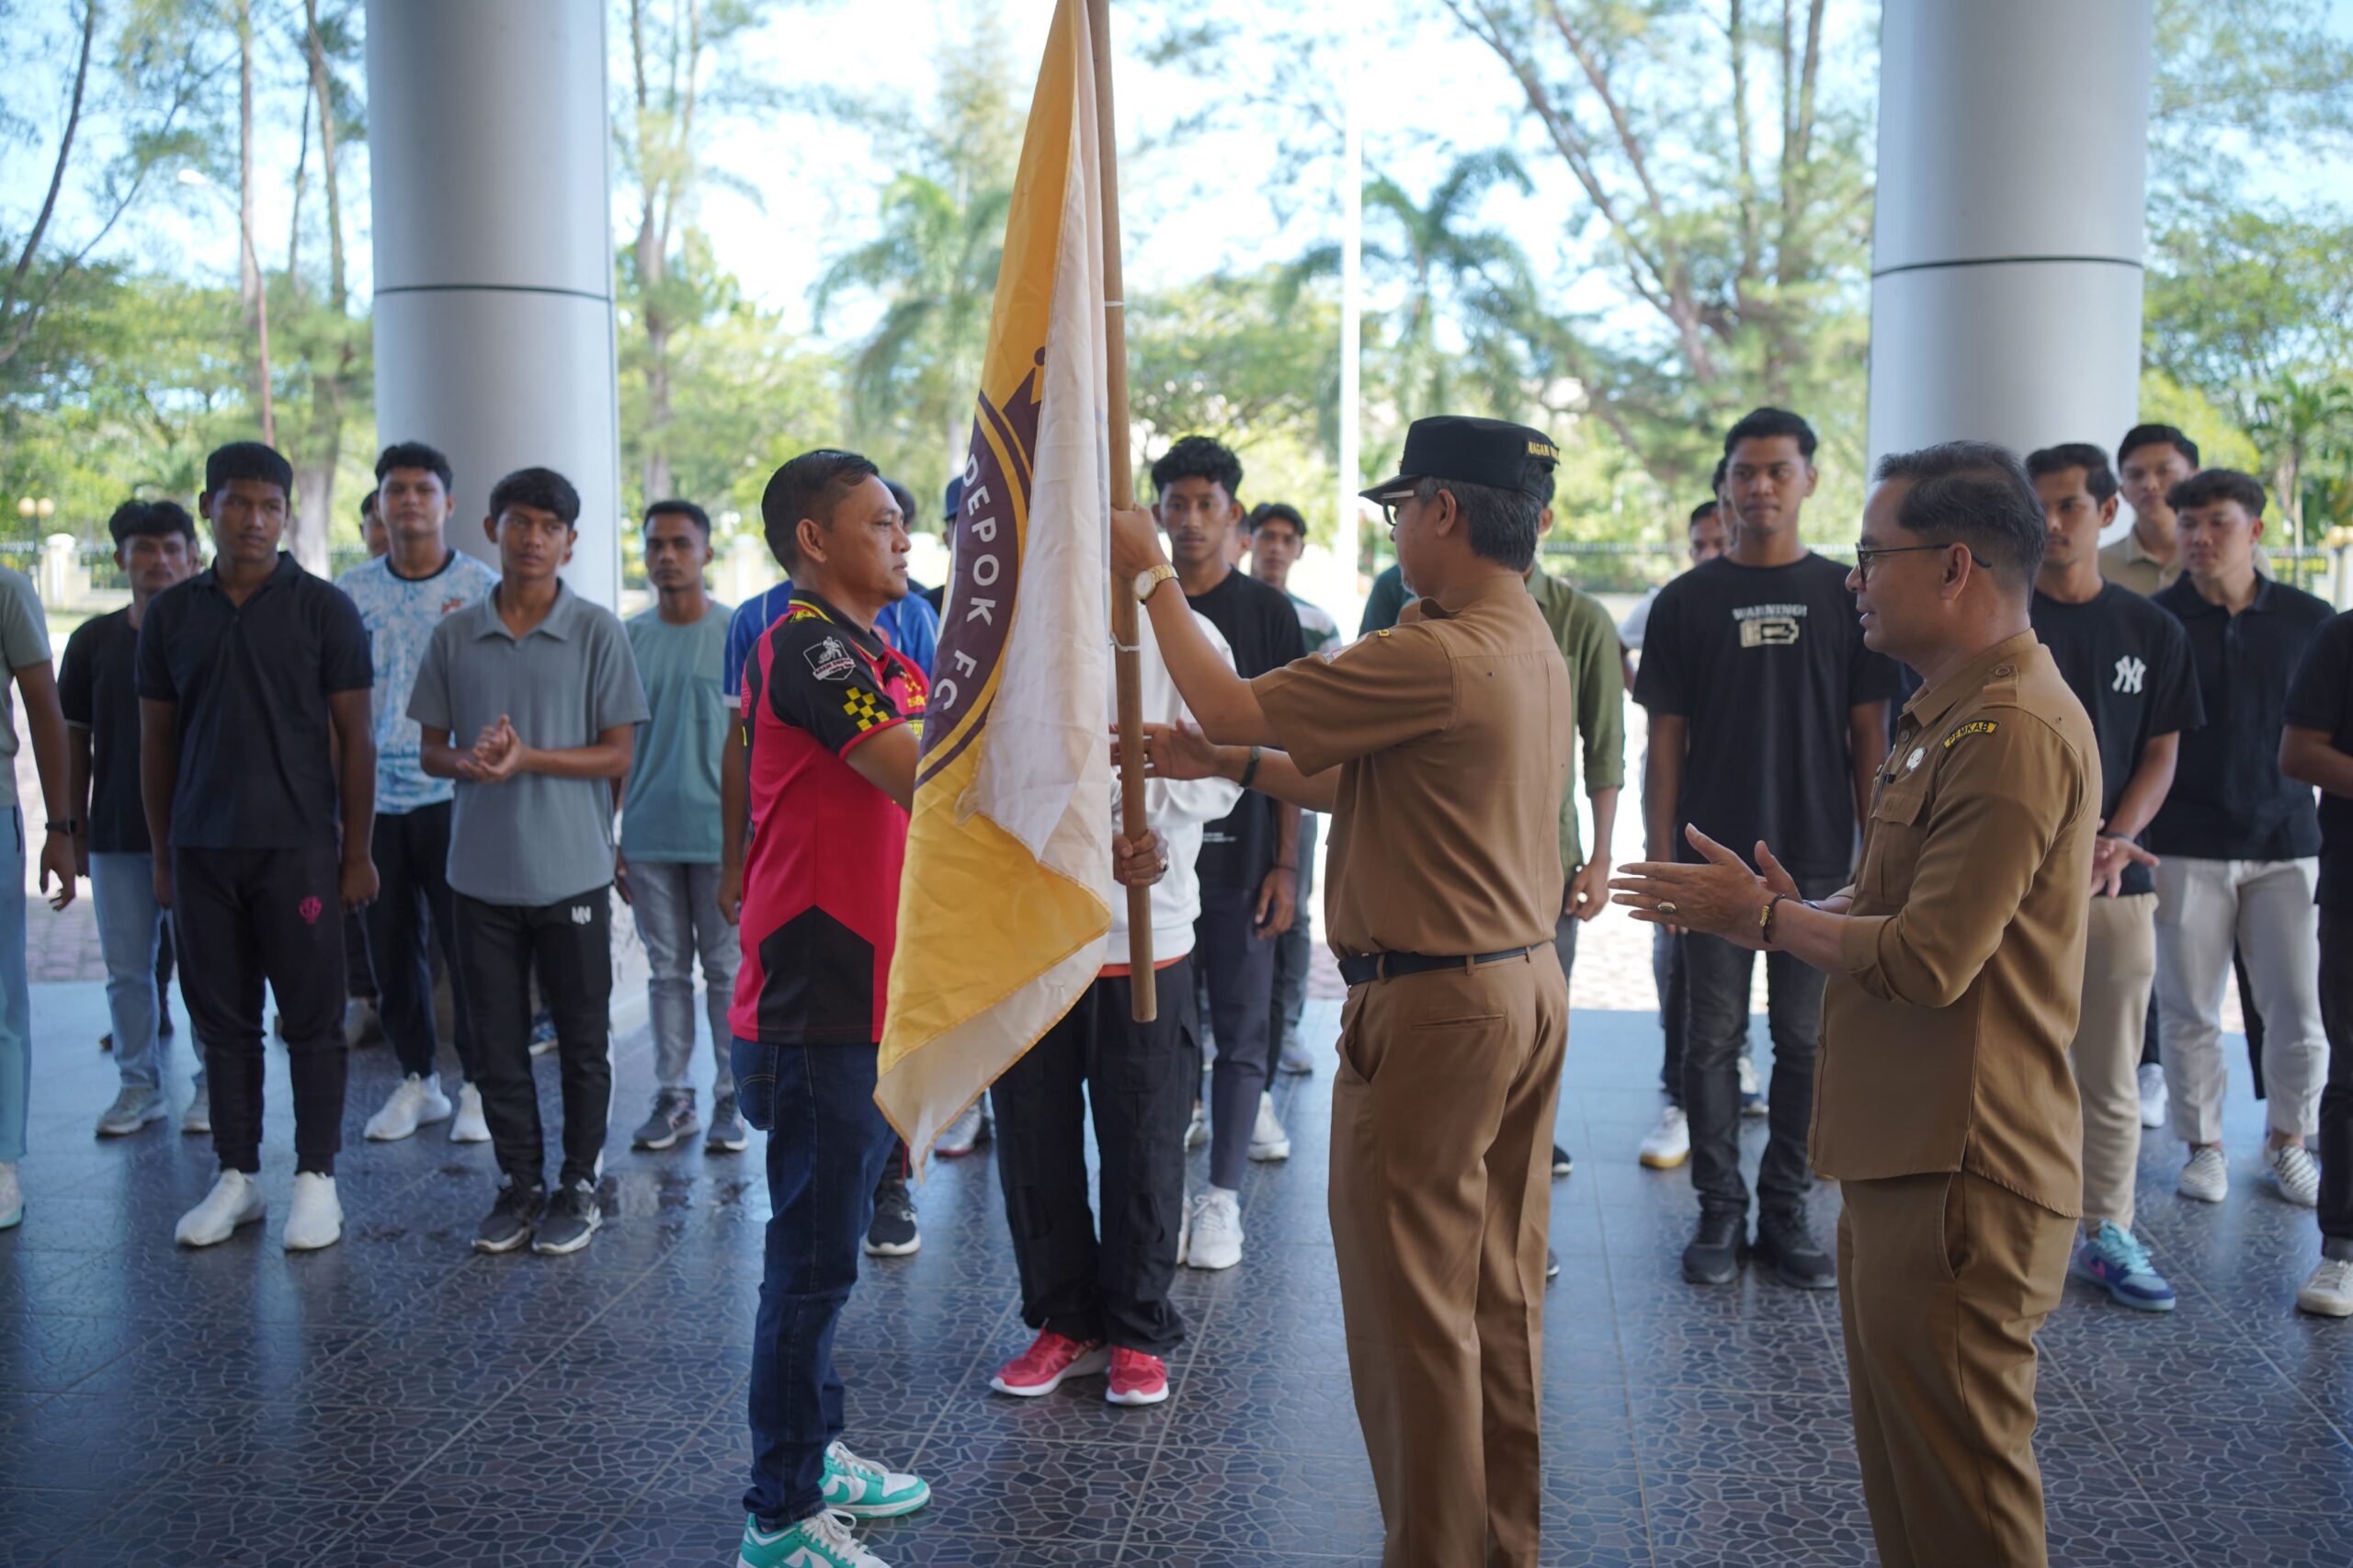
[2248,374,2353,544]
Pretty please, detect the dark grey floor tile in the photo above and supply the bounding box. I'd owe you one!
[58,1488,361,1568]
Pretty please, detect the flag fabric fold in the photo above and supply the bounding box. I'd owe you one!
[877,0,1113,1166]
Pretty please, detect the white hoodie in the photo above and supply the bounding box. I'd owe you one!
[1105,608,1243,970]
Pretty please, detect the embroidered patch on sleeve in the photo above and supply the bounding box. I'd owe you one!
[1942,718,1998,749]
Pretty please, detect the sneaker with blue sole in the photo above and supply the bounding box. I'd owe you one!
[739,1508,890,1567]
[823,1440,931,1518]
[2071,1221,2176,1312]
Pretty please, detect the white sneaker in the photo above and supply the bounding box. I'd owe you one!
[933,1100,991,1158]
[365,1074,452,1142]
[449,1082,491,1143]
[95,1085,167,1137]
[2138,1062,2168,1130]
[2296,1257,2353,1318]
[283,1172,343,1252]
[176,1170,263,1246]
[1183,1187,1244,1270]
[740,1508,891,1568]
[1737,1053,1768,1117]
[1639,1105,1690,1169]
[0,1162,19,1230]
[2268,1141,2320,1208]
[1249,1090,1290,1162]
[1184,1104,1207,1151]
[2177,1145,2228,1203]
[181,1084,211,1136]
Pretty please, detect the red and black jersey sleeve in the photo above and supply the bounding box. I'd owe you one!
[758,611,906,756]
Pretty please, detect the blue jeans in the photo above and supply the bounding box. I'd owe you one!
[733,1035,896,1528]
[90,851,199,1096]
[631,861,738,1097]
[0,812,27,1161]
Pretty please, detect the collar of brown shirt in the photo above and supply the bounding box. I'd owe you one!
[1812,630,2099,1215]
[1252,570,1570,959]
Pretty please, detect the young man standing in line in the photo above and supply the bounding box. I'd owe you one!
[620,499,745,1155]
[2147,470,2330,1210]
[1243,501,1336,1080]
[1618,498,1730,1171]
[340,442,501,1145]
[1154,436,1307,1272]
[2027,443,2203,1312]
[1635,407,1902,1289]
[2099,424,2201,596]
[411,467,647,1257]
[987,608,1241,1409]
[70,501,202,1139]
[142,441,376,1252]
[2279,594,2353,1316]
[720,449,930,1568]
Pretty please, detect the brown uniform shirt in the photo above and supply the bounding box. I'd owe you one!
[1253,573,1570,959]
[1812,631,2098,1217]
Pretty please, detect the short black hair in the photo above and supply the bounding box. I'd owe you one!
[1688,500,1719,527]
[204,440,293,498]
[1246,502,1306,540]
[1149,435,1244,501]
[882,480,916,528]
[1710,455,1729,493]
[375,440,454,492]
[2168,468,2266,518]
[1871,440,2046,590]
[358,488,380,523]
[1414,474,1540,574]
[2118,424,2199,472]
[487,466,580,527]
[108,499,197,548]
[761,449,880,574]
[1722,406,1818,463]
[2026,443,2120,506]
[642,497,711,538]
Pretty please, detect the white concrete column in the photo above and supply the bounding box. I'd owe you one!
[365,0,621,607]
[1867,0,2154,483]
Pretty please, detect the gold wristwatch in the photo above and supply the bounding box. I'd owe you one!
[1131,563,1178,605]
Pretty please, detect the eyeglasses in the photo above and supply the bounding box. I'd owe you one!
[1851,541,1985,581]
[1368,483,1419,531]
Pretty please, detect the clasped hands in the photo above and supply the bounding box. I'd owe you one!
[453,714,529,785]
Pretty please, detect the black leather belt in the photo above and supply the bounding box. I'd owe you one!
[1337,945,1539,987]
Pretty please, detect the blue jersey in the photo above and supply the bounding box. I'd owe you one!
[722,583,938,707]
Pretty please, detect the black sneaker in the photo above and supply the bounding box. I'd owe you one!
[474,1178,545,1254]
[1545,1248,1561,1282]
[1752,1210,1837,1290]
[631,1090,699,1151]
[864,1177,920,1257]
[532,1179,602,1256]
[1682,1210,1746,1286]
[705,1092,750,1153]
[1552,1144,1574,1178]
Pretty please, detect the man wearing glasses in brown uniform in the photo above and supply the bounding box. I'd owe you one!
[1615,441,2098,1568]
[1111,415,1572,1567]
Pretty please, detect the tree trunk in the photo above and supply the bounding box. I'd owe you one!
[236,0,258,320]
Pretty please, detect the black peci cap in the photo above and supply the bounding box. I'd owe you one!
[1361,415,1560,505]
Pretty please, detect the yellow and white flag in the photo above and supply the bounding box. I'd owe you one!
[878,0,1113,1165]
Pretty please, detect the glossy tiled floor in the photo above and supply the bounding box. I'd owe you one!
[4,982,2349,1566]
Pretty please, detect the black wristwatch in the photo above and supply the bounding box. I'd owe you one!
[45,819,80,836]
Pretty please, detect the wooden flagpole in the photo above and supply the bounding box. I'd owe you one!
[1087,0,1156,1021]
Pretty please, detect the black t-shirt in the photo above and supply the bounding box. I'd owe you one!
[134,554,373,851]
[58,608,150,855]
[2283,609,2353,911]
[1633,552,1904,879]
[1185,568,1308,889]
[2030,585,2205,898]
[2147,576,2333,861]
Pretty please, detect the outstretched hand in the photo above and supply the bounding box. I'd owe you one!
[1608,824,1776,948]
[1111,721,1220,783]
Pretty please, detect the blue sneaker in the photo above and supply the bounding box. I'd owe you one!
[822,1440,931,1518]
[739,1508,890,1567]
[2071,1221,2176,1312]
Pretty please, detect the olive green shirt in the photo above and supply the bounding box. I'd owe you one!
[1524,568,1625,876]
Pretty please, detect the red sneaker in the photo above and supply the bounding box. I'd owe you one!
[989,1330,1108,1397]
[1106,1346,1169,1406]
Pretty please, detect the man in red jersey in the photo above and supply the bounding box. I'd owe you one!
[719,449,933,1568]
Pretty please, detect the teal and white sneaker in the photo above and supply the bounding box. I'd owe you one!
[822,1439,932,1518]
[739,1508,891,1568]
[2071,1221,2177,1312]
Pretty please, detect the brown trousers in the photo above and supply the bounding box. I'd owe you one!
[1836,1171,2073,1568]
[2074,893,2155,1231]
[1329,949,1569,1568]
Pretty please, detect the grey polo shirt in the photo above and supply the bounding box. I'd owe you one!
[408,583,649,907]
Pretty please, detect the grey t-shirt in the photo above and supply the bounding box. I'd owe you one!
[408,583,649,906]
[0,568,52,812]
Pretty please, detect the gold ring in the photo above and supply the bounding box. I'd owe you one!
[1657,901,1678,916]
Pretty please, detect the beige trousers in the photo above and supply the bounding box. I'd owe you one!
[1329,949,1569,1568]
[2072,893,2155,1231]
[1837,1171,2074,1568]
